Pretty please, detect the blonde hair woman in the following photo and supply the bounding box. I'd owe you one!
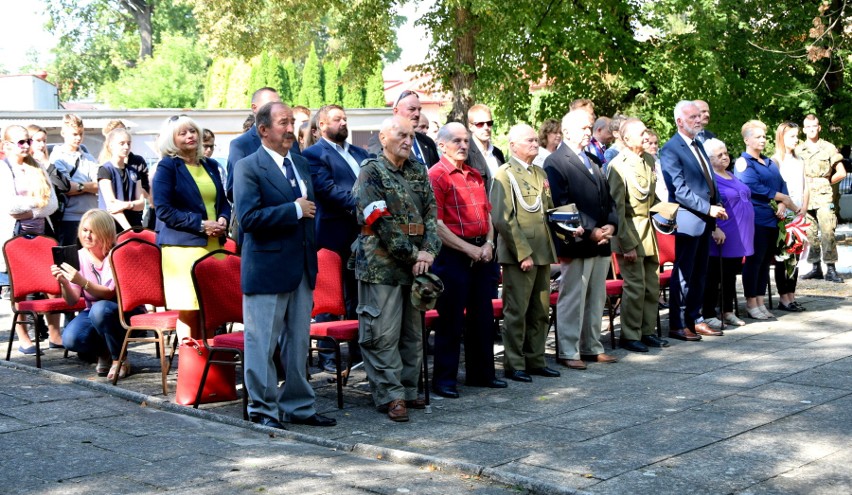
[52,209,145,378]
[1,125,61,354]
[97,128,144,230]
[151,116,230,339]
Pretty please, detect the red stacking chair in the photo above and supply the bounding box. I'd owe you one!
[3,235,85,368]
[606,254,625,349]
[117,226,157,244]
[191,249,247,419]
[310,249,360,409]
[655,231,676,336]
[109,239,180,394]
[223,238,238,254]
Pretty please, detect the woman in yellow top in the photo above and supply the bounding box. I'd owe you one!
[152,116,231,339]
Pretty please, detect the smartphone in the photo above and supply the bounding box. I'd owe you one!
[52,245,80,272]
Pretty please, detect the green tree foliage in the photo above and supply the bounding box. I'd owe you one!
[249,52,292,102]
[297,44,325,108]
[323,60,342,105]
[224,59,255,109]
[340,58,366,108]
[283,59,301,103]
[45,0,193,100]
[100,34,208,108]
[204,58,236,108]
[364,61,387,108]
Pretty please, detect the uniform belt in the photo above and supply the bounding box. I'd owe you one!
[361,223,425,236]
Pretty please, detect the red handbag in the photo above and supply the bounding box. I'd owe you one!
[175,338,238,405]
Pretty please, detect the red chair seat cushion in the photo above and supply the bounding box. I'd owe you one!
[18,298,85,313]
[606,279,624,296]
[310,320,359,340]
[211,332,244,351]
[423,309,439,328]
[491,299,504,318]
[129,310,180,329]
[659,270,672,286]
[549,292,559,305]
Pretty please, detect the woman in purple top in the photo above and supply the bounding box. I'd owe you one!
[701,139,754,329]
[734,120,798,320]
[51,209,144,380]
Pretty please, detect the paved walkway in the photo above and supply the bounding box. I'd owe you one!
[2,277,851,494]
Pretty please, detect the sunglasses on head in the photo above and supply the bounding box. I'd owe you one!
[168,114,188,122]
[472,120,494,128]
[394,90,419,108]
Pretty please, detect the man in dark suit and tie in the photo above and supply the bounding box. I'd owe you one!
[544,110,619,370]
[660,100,728,342]
[304,104,372,372]
[234,101,336,429]
[226,87,287,201]
[368,90,439,168]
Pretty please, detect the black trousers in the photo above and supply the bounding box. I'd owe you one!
[702,256,742,318]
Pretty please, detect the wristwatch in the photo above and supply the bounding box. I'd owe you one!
[76,182,84,192]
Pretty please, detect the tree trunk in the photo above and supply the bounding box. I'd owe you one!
[448,6,479,125]
[119,0,154,60]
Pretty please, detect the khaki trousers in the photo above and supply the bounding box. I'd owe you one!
[501,263,550,372]
[616,253,660,341]
[557,256,608,359]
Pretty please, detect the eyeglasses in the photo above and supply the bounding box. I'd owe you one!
[472,120,494,128]
[13,139,32,148]
[394,90,419,108]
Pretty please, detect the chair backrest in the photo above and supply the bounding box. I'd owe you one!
[223,237,238,254]
[656,231,676,266]
[610,253,622,278]
[192,250,243,339]
[3,235,61,302]
[109,238,167,313]
[313,248,346,317]
[117,227,157,244]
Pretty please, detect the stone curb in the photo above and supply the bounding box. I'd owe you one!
[0,358,576,495]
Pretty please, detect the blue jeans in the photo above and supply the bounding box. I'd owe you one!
[62,300,144,360]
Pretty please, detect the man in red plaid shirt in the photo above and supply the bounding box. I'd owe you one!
[428,122,507,398]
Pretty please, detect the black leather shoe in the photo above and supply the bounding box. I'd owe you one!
[620,339,649,352]
[432,384,460,398]
[506,370,532,382]
[251,415,287,430]
[528,366,561,377]
[641,335,670,347]
[467,378,508,388]
[289,413,337,427]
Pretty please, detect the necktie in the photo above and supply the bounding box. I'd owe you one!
[411,137,425,164]
[691,141,716,199]
[581,152,594,175]
[283,157,300,196]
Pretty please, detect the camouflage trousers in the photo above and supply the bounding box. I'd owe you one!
[806,206,838,264]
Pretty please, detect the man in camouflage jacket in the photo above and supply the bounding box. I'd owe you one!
[352,116,441,422]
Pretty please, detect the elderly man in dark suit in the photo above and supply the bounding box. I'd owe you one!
[660,100,728,342]
[234,101,336,430]
[368,90,439,168]
[544,110,619,371]
[304,104,372,372]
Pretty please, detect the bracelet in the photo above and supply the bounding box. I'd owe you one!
[83,280,90,291]
[486,239,495,248]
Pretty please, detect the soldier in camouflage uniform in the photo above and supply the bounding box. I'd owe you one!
[352,116,441,422]
[797,114,846,283]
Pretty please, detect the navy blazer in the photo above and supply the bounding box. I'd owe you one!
[226,125,301,200]
[234,148,318,295]
[303,139,372,254]
[660,133,717,236]
[466,142,505,193]
[152,156,231,247]
[544,143,618,259]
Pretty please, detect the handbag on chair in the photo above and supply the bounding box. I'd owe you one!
[175,337,238,406]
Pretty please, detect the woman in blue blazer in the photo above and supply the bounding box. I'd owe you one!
[152,116,231,339]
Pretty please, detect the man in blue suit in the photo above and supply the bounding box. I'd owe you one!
[660,100,728,342]
[304,104,372,371]
[227,87,303,202]
[234,101,336,429]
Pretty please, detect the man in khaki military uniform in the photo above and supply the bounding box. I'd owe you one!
[797,114,846,283]
[491,124,561,383]
[606,118,670,352]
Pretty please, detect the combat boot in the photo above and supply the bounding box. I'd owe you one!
[824,264,844,283]
[801,264,823,280]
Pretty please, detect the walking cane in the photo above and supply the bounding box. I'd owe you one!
[421,311,432,413]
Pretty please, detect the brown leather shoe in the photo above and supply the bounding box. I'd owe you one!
[693,322,723,336]
[557,358,587,370]
[580,353,619,363]
[668,328,702,341]
[386,399,409,422]
[405,397,426,409]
